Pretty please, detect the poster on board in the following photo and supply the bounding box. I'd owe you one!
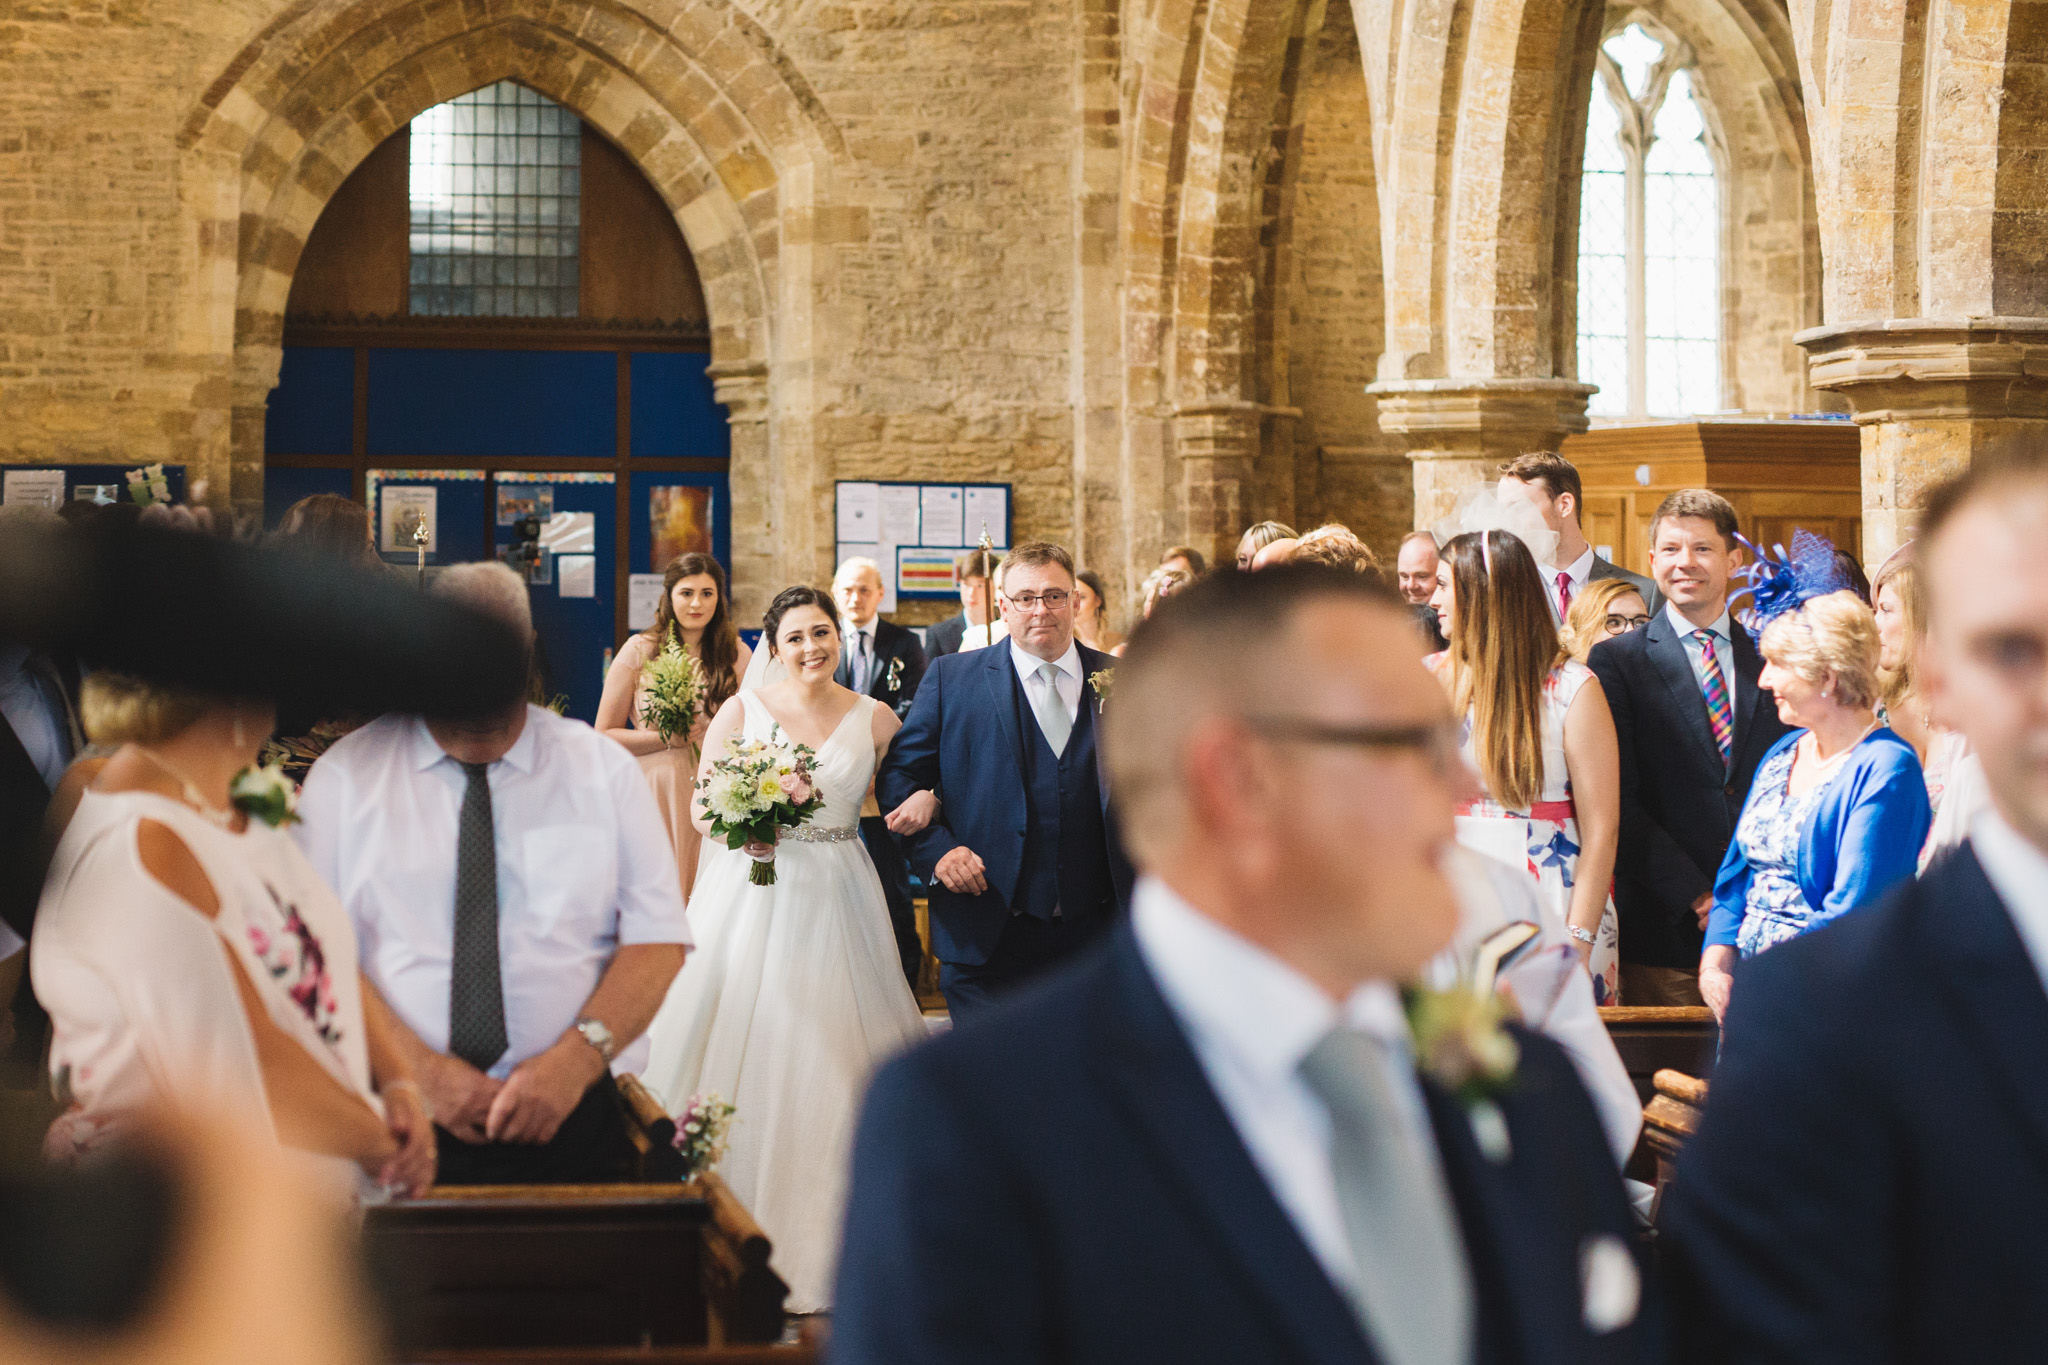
[649,485,713,570]
[2,470,66,510]
[379,486,437,554]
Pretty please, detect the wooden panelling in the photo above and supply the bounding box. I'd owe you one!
[580,128,707,328]
[287,130,410,317]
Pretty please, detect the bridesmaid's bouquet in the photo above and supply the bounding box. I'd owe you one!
[639,631,705,753]
[697,734,826,885]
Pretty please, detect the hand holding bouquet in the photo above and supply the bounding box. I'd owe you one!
[639,631,705,753]
[697,733,826,885]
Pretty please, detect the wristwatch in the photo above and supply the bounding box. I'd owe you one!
[573,1016,617,1064]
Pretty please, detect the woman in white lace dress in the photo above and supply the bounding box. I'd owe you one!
[642,586,927,1312]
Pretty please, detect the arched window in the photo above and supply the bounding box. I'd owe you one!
[409,82,582,317]
[1576,23,1721,418]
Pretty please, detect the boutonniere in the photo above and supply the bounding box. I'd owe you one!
[886,656,905,691]
[1087,667,1114,709]
[230,762,302,829]
[1403,983,1520,1161]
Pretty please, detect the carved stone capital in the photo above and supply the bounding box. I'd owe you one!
[1170,401,1302,462]
[706,360,771,425]
[1797,318,2048,423]
[1365,377,1598,453]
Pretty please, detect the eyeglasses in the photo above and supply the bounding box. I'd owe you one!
[1003,590,1072,612]
[1604,614,1652,633]
[1243,715,1463,775]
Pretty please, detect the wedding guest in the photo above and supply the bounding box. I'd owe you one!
[924,551,1001,658]
[1498,452,1658,621]
[1072,569,1123,654]
[1697,588,1929,1022]
[1395,530,1440,605]
[0,638,80,943]
[269,493,377,568]
[595,553,750,906]
[1873,546,1987,863]
[1432,530,1622,1003]
[1292,524,1380,576]
[297,563,690,1184]
[877,542,1133,1018]
[1561,579,1652,664]
[1832,548,1871,605]
[1234,519,1296,571]
[832,555,929,989]
[1119,566,1195,655]
[1160,544,1206,577]
[1250,537,1300,570]
[1588,490,1788,1006]
[34,672,433,1194]
[1662,460,2048,1363]
[836,565,1655,1365]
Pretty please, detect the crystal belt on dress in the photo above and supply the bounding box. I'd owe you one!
[784,824,860,844]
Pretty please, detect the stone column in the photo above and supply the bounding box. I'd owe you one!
[1366,378,1597,527]
[709,360,774,622]
[1799,319,2048,565]
[1173,401,1263,568]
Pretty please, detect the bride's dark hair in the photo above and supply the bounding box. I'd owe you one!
[763,585,841,651]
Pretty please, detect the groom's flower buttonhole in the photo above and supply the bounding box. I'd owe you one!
[886,656,905,691]
[1088,668,1114,706]
[230,762,301,829]
[672,1092,738,1180]
[1403,983,1520,1162]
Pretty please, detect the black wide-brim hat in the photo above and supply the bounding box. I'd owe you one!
[0,515,524,719]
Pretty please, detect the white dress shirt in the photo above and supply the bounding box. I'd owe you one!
[1131,875,1446,1300]
[1666,602,1735,698]
[295,706,692,1079]
[1543,545,1597,623]
[1008,638,1082,733]
[1966,807,2048,997]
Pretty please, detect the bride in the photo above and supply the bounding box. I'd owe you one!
[642,584,928,1313]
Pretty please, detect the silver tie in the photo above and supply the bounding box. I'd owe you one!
[1029,660,1071,756]
[1298,1028,1474,1365]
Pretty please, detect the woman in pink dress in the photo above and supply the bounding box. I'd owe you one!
[596,553,751,904]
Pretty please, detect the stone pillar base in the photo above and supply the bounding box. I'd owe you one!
[1800,318,2048,565]
[1366,378,1597,528]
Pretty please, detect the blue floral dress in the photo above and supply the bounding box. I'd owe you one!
[1731,744,1832,958]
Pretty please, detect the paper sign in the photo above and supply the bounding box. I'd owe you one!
[962,486,1008,548]
[879,485,923,545]
[838,542,898,615]
[898,546,960,597]
[837,481,880,543]
[379,486,437,553]
[628,573,666,631]
[557,554,597,599]
[2,470,66,510]
[496,484,554,526]
[539,510,595,557]
[920,486,964,548]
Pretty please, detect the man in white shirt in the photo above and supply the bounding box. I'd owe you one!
[297,563,690,1184]
[837,564,1652,1365]
[1497,452,1657,622]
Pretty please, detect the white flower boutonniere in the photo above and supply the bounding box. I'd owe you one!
[230,762,302,829]
[1087,667,1114,711]
[1404,983,1520,1162]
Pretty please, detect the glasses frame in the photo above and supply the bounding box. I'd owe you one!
[1242,715,1463,774]
[1603,613,1652,633]
[1002,589,1073,612]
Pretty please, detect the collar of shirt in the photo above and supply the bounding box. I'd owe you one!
[843,617,876,644]
[1008,638,1082,688]
[407,707,542,776]
[1664,600,1731,645]
[1969,806,2048,994]
[1556,544,1595,590]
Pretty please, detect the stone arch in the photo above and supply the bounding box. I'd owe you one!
[179,0,848,604]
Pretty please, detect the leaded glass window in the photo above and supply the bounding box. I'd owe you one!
[409,82,581,318]
[1576,24,1722,418]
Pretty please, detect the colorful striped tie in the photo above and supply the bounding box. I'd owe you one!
[1693,629,1734,767]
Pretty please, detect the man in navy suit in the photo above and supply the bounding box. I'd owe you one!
[877,541,1131,1018]
[1662,462,2048,1362]
[837,566,1655,1365]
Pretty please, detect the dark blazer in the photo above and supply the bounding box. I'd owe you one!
[1587,556,1661,615]
[832,924,1659,1365]
[1663,846,2048,1362]
[835,617,928,718]
[876,642,1133,965]
[1589,610,1787,968]
[924,612,970,658]
[0,650,81,940]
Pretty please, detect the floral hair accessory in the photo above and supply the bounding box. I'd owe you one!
[1430,484,1562,573]
[1729,527,1849,643]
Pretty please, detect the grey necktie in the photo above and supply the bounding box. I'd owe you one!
[1029,660,1071,756]
[449,761,508,1073]
[1298,1028,1475,1365]
[853,629,872,694]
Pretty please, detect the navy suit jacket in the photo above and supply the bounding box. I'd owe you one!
[832,925,1659,1365]
[835,617,928,718]
[1589,611,1786,967]
[876,641,1133,964]
[1663,845,2048,1363]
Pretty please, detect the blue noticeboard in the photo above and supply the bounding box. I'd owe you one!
[0,462,188,508]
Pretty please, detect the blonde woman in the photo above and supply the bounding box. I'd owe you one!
[1431,530,1622,1004]
[1699,590,1930,1022]
[1872,547,1986,861]
[1560,578,1653,664]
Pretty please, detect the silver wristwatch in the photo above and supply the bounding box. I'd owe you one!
[574,1016,617,1063]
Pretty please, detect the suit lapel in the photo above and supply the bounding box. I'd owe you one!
[1644,614,1722,772]
[1925,849,2048,1176]
[980,643,1026,771]
[1729,627,1768,762]
[1093,933,1374,1365]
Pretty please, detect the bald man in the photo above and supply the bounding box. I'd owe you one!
[834,565,1653,1365]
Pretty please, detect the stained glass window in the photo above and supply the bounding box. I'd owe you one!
[1575,25,1722,417]
[409,82,581,318]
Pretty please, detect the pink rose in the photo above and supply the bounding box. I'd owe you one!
[778,772,812,804]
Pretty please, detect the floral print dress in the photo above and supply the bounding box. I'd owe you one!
[1731,744,1831,958]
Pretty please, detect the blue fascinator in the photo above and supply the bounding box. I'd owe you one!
[1729,527,1850,642]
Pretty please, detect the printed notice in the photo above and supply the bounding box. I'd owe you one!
[920,485,964,548]
[2,470,66,510]
[837,482,881,543]
[878,484,923,545]
[962,486,1008,548]
[379,486,437,554]
[557,554,597,599]
[628,573,666,631]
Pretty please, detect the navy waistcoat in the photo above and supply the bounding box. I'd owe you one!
[1009,662,1113,922]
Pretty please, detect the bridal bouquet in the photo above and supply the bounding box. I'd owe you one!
[638,631,704,753]
[697,734,825,885]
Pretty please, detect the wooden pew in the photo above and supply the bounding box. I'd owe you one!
[1639,1069,1708,1223]
[1597,1006,1716,1104]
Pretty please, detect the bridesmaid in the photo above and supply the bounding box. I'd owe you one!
[596,553,751,904]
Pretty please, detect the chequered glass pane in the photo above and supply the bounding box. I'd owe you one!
[1577,67,1632,412]
[1642,69,1718,412]
[1584,76,1627,174]
[1581,336,1628,417]
[409,82,581,318]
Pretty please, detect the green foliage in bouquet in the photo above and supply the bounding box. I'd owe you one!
[639,631,705,753]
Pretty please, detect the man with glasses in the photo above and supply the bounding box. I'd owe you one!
[877,541,1132,1018]
[837,564,1652,1364]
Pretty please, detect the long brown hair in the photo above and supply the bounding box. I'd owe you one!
[1872,550,1923,712]
[1440,530,1563,811]
[645,553,741,713]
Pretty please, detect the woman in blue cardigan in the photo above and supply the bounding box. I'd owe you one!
[1699,586,1930,1023]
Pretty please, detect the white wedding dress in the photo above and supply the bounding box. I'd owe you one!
[642,691,927,1312]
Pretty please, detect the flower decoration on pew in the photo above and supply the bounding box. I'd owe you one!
[672,1092,737,1180]
[1728,527,1848,643]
